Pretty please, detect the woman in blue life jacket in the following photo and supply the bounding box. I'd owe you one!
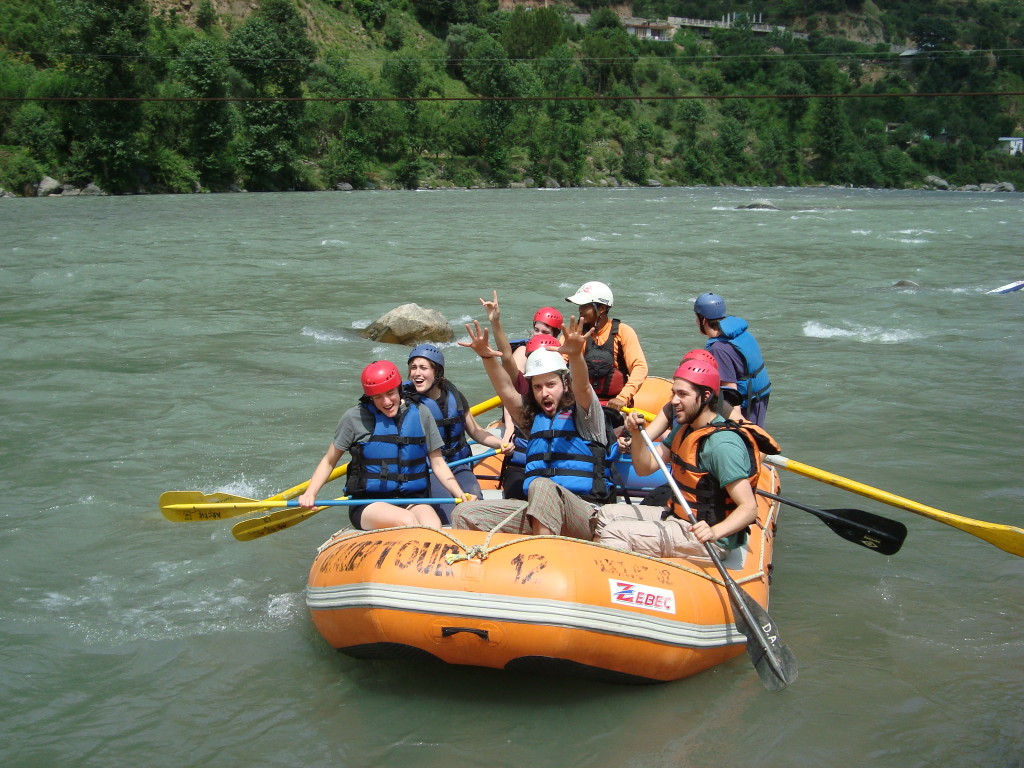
[297,360,476,531]
[450,315,614,539]
[403,344,510,521]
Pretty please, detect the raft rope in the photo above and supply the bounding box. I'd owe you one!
[314,465,781,588]
[444,501,529,564]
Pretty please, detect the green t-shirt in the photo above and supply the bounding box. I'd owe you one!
[663,416,752,548]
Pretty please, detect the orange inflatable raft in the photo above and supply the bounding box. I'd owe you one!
[305,462,781,684]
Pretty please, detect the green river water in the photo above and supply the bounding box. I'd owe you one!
[1,186,1021,767]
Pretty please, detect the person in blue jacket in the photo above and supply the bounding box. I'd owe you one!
[693,292,772,427]
[297,360,475,530]
[403,344,510,521]
[451,315,615,538]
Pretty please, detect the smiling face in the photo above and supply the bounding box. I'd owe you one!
[530,372,566,416]
[408,358,438,396]
[371,387,402,418]
[532,321,558,336]
[670,378,707,425]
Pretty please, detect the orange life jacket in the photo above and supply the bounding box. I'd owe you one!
[668,420,780,529]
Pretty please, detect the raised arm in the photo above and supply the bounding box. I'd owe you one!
[479,290,521,385]
[459,319,525,424]
[560,315,597,412]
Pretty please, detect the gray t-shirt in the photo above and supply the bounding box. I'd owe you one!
[333,400,444,455]
[574,395,609,445]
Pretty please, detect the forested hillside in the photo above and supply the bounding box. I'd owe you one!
[1,0,1022,194]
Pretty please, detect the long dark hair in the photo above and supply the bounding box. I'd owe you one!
[521,372,575,425]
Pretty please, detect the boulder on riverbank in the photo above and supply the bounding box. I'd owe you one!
[362,303,455,346]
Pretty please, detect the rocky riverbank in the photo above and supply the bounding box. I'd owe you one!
[1,173,1017,197]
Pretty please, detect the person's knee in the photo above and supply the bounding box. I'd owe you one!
[595,522,632,551]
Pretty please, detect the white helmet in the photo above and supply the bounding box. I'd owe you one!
[566,280,613,307]
[524,348,568,378]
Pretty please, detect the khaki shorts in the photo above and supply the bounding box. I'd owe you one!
[594,503,724,560]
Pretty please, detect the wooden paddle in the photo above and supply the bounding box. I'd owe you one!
[638,430,798,691]
[765,455,1024,558]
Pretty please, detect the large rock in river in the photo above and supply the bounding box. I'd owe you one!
[362,303,455,345]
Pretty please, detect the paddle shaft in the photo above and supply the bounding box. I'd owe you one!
[162,446,499,521]
[765,454,1024,557]
[166,497,460,512]
[229,448,499,541]
[637,430,797,691]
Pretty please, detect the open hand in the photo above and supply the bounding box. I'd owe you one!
[559,315,593,358]
[459,319,502,359]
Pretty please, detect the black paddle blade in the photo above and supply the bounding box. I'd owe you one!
[759,491,907,555]
[731,587,799,691]
[819,507,907,555]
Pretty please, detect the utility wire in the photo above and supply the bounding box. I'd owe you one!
[3,91,1021,103]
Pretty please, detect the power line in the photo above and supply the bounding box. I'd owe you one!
[2,91,1021,103]
[7,46,1024,65]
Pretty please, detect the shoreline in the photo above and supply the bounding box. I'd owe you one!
[4,178,1019,198]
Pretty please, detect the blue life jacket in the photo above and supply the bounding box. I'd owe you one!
[707,316,772,409]
[403,381,471,463]
[508,429,529,468]
[345,399,429,497]
[524,408,612,503]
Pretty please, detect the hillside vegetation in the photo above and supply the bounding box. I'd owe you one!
[0,0,1022,194]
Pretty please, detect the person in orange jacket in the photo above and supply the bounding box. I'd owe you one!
[564,280,648,413]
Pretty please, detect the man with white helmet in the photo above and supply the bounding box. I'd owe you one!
[565,280,648,414]
[453,315,613,538]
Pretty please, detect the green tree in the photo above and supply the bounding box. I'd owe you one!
[57,0,152,191]
[195,0,216,31]
[810,97,853,183]
[227,0,315,190]
[581,12,636,93]
[172,38,235,187]
[502,7,563,60]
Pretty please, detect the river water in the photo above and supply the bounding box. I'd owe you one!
[1,187,1021,767]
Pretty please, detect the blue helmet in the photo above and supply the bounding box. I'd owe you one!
[693,292,727,320]
[408,343,445,370]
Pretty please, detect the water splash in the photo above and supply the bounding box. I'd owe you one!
[802,320,922,344]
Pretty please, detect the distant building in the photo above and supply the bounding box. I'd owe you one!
[566,8,789,39]
[997,137,1023,155]
[623,17,674,41]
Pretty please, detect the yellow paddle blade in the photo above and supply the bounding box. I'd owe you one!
[232,505,327,541]
[766,455,1024,558]
[159,491,278,522]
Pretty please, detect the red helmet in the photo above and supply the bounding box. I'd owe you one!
[681,348,717,368]
[673,358,720,394]
[533,307,564,332]
[525,334,561,355]
[361,360,401,396]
